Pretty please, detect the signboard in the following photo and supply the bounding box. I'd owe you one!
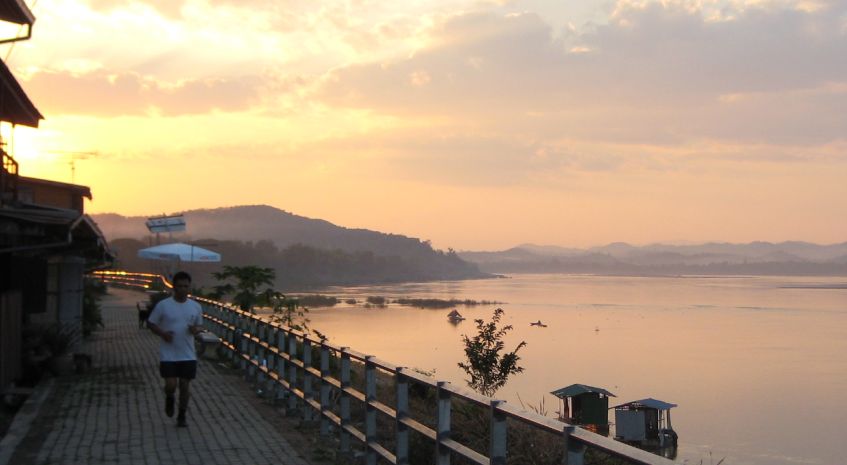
[145,215,186,233]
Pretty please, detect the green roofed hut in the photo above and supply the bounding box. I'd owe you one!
[550,384,615,434]
[612,398,678,452]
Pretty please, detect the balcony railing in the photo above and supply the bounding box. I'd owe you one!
[1,148,19,205]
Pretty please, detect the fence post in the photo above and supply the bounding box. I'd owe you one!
[228,312,237,362]
[562,425,586,465]
[303,339,314,422]
[249,319,258,360]
[276,330,287,405]
[266,328,278,401]
[277,327,286,353]
[258,323,267,366]
[287,333,298,412]
[256,323,267,389]
[340,348,351,454]
[320,343,331,436]
[245,319,257,382]
[365,356,377,465]
[225,310,231,359]
[238,319,248,371]
[395,367,409,465]
[258,362,268,396]
[436,381,451,465]
[490,400,507,465]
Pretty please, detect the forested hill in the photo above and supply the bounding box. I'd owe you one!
[94,205,441,258]
[93,206,489,288]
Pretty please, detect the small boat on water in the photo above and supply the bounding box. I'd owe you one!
[530,320,547,327]
[447,309,465,322]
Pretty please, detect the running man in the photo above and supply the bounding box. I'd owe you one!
[147,271,204,427]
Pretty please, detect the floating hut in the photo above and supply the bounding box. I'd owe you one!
[550,384,615,434]
[612,398,678,448]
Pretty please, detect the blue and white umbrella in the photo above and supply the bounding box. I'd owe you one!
[137,242,221,262]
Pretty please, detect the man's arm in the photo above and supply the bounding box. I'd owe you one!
[188,304,205,336]
[146,305,174,343]
[148,322,174,343]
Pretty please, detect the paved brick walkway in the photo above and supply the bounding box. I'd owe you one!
[5,288,314,465]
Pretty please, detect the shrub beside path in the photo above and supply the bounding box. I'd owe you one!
[4,288,318,465]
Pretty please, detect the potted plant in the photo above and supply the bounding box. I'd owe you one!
[42,325,74,376]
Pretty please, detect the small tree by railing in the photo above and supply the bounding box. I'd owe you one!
[458,307,526,398]
[263,290,311,334]
[212,265,276,311]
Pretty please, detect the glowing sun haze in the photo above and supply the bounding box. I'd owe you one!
[5,0,846,250]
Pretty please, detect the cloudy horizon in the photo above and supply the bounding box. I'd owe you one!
[5,0,845,249]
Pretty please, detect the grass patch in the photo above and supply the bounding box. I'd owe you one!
[292,294,340,308]
[393,298,502,309]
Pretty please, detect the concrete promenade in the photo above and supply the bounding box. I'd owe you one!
[2,288,316,465]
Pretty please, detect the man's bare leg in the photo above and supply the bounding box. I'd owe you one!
[177,378,191,427]
[164,377,177,417]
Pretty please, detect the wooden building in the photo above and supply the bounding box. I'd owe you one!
[612,398,678,449]
[0,0,109,392]
[551,383,616,433]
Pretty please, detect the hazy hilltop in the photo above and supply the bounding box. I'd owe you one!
[459,242,847,276]
[93,205,488,288]
[94,205,438,258]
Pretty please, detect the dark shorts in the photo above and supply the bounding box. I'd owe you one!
[159,360,197,380]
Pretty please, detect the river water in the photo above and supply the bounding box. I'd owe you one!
[296,274,846,465]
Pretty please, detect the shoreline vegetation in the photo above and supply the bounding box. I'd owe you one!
[109,237,491,289]
[393,298,502,308]
[283,295,503,309]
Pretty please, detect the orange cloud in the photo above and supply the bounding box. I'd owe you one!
[23,69,263,116]
[316,4,847,147]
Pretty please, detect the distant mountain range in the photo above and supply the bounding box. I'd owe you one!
[92,206,847,281]
[459,242,847,276]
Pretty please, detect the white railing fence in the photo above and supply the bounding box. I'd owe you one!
[92,271,678,465]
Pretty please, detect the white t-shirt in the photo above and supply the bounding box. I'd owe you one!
[148,297,204,362]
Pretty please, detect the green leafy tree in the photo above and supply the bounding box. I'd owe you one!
[212,265,275,311]
[206,283,234,301]
[458,308,526,397]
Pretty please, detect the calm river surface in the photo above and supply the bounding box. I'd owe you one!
[296,274,846,465]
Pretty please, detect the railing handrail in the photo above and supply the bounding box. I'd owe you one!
[92,270,679,465]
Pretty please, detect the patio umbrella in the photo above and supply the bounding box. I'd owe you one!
[137,242,221,262]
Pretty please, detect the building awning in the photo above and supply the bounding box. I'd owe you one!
[612,398,677,410]
[0,204,111,261]
[0,203,78,224]
[19,176,93,199]
[0,0,34,25]
[0,58,42,127]
[551,384,616,398]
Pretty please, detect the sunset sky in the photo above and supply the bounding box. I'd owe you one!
[4,0,845,250]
